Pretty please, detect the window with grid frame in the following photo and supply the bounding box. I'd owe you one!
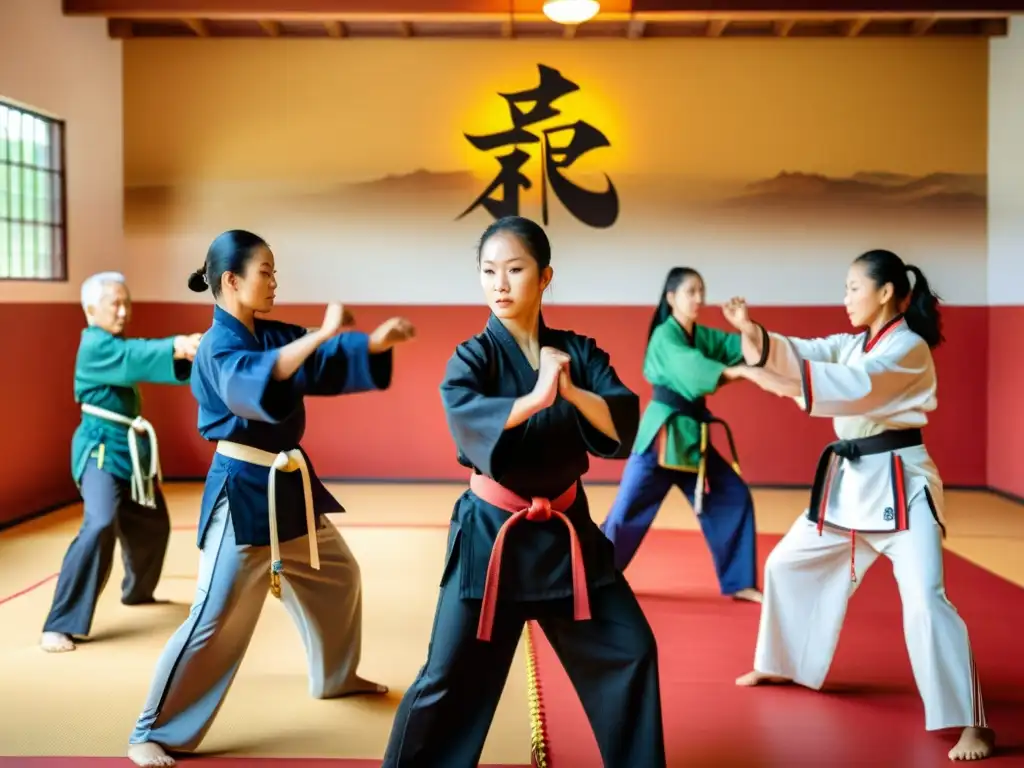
[0,99,67,281]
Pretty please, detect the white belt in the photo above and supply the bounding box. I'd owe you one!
[215,440,320,599]
[80,403,161,509]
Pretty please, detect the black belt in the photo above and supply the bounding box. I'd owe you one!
[650,385,740,467]
[806,428,923,527]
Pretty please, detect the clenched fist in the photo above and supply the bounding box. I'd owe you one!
[173,333,202,361]
[368,317,416,354]
[319,303,356,339]
[722,297,750,330]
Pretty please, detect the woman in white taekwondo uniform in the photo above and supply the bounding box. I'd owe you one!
[723,249,994,762]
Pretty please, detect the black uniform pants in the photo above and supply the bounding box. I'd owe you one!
[382,565,666,768]
[42,459,171,637]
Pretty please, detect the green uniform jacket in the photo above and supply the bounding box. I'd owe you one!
[633,318,744,471]
[71,327,192,486]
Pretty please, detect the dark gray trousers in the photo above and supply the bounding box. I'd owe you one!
[42,458,171,637]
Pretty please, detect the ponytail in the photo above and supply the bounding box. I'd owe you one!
[647,295,672,343]
[903,264,944,349]
[647,266,702,344]
[187,264,208,293]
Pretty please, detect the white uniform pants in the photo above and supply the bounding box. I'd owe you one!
[752,494,986,731]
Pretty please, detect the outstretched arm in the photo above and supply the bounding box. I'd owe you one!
[76,330,199,388]
[299,315,414,396]
[734,337,931,418]
[208,304,350,422]
[732,365,803,399]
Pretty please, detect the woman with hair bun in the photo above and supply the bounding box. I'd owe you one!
[127,229,416,768]
[729,249,995,762]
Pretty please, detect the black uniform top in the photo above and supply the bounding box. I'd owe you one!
[440,312,640,602]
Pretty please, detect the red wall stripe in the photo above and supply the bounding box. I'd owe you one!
[0,302,996,526]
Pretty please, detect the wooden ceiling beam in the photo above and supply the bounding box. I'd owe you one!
[102,17,1009,39]
[632,0,1024,10]
[63,0,1024,16]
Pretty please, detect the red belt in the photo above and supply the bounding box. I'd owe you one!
[469,473,590,642]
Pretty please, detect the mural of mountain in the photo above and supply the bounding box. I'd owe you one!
[347,169,479,195]
[122,167,988,237]
[721,171,986,209]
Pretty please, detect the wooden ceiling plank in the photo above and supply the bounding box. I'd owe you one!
[843,16,870,34]
[707,18,728,35]
[911,16,937,33]
[184,17,209,35]
[773,18,796,34]
[323,19,346,36]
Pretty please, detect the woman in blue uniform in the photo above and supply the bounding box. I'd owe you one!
[382,216,666,768]
[126,229,415,768]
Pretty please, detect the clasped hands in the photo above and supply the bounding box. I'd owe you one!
[531,346,578,410]
[315,302,417,354]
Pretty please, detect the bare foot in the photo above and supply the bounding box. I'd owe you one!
[735,670,790,686]
[949,727,995,761]
[731,588,763,604]
[127,742,176,767]
[40,632,75,653]
[335,676,389,698]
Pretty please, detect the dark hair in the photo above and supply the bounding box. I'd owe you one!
[187,229,269,298]
[475,215,552,271]
[854,249,943,348]
[647,267,702,342]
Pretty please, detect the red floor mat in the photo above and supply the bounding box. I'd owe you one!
[0,762,380,767]
[0,760,526,767]
[530,530,1024,767]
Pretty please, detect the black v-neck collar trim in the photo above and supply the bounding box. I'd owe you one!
[669,316,697,346]
[486,312,549,374]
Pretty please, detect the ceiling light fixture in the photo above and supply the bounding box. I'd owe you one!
[543,0,601,26]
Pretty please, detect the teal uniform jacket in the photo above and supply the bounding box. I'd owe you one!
[71,327,192,490]
[633,318,746,472]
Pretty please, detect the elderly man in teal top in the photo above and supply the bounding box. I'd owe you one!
[40,271,202,654]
